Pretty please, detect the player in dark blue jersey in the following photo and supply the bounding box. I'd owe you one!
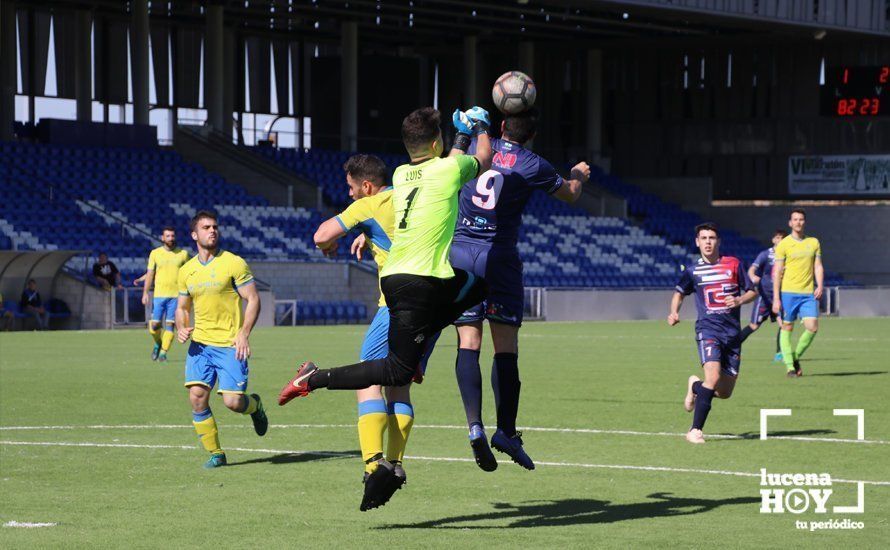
[450,108,590,470]
[668,223,757,444]
[739,230,787,362]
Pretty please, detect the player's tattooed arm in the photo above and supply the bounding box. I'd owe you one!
[175,294,193,343]
[235,282,260,361]
[667,292,684,326]
[314,217,348,257]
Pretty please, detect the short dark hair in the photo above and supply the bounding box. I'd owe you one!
[190,210,218,232]
[343,154,387,186]
[401,107,441,153]
[27,278,36,284]
[774,229,788,238]
[791,208,806,219]
[695,222,719,237]
[98,252,108,258]
[162,225,176,233]
[502,107,538,144]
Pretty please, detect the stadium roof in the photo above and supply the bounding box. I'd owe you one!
[34,0,889,50]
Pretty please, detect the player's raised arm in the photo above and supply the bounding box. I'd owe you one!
[314,217,348,257]
[553,161,591,204]
[450,107,493,174]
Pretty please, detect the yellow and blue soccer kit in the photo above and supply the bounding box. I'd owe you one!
[147,246,190,339]
[335,188,436,469]
[177,250,255,394]
[774,235,821,322]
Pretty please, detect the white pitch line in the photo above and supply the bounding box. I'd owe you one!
[3,521,59,528]
[1,423,887,445]
[2,440,888,487]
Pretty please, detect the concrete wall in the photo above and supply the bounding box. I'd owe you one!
[628,177,890,285]
[251,260,379,320]
[53,273,112,330]
[543,287,886,321]
[836,287,890,317]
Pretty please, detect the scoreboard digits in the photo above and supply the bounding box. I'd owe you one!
[821,66,889,117]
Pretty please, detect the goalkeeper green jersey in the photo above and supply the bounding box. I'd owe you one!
[380,155,480,279]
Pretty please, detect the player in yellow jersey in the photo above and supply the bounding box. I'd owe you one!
[175,210,268,468]
[310,154,437,511]
[136,227,190,362]
[772,209,824,378]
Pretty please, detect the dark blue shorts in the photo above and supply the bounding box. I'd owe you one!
[696,332,741,377]
[450,241,524,326]
[750,293,776,326]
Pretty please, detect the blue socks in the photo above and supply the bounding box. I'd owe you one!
[455,348,483,429]
[691,381,714,430]
[492,353,520,437]
[192,408,212,422]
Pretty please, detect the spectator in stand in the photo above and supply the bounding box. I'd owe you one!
[20,279,50,330]
[93,253,123,290]
[0,291,14,331]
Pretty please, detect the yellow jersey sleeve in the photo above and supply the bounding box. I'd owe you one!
[774,239,787,262]
[147,249,157,271]
[814,239,822,258]
[177,263,190,296]
[232,256,254,289]
[336,198,374,232]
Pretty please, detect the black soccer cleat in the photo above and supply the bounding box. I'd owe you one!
[360,460,397,512]
[249,394,268,436]
[372,461,407,509]
[469,425,498,472]
[793,359,803,377]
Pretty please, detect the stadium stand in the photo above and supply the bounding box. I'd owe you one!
[2,140,848,302]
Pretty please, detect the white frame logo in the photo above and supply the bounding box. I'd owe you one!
[759,409,865,517]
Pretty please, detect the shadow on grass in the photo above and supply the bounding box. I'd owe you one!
[808,371,887,377]
[728,429,837,440]
[226,450,359,467]
[377,493,760,529]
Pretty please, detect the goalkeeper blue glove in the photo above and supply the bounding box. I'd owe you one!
[452,109,474,135]
[464,106,490,134]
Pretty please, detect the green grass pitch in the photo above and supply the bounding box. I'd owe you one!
[1,318,888,548]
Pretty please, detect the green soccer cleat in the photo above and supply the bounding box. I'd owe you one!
[249,394,268,436]
[151,344,161,361]
[158,350,168,362]
[203,453,227,469]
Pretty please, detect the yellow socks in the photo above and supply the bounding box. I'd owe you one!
[192,409,222,455]
[386,401,415,464]
[240,394,258,415]
[161,328,175,351]
[357,399,388,474]
[149,322,162,345]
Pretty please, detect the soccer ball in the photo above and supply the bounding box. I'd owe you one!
[492,71,537,115]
